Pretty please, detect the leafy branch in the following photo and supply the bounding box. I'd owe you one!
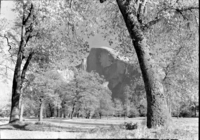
[142,5,199,31]
[162,45,184,82]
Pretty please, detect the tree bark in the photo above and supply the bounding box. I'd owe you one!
[115,0,171,128]
[57,107,59,117]
[48,103,54,117]
[99,112,102,119]
[9,50,34,123]
[53,108,57,117]
[70,100,77,119]
[9,29,25,123]
[39,98,44,122]
[19,95,24,122]
[70,104,75,119]
[9,2,34,123]
[19,100,24,122]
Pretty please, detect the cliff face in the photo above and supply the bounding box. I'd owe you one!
[86,47,141,102]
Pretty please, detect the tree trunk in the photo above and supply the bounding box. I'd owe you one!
[57,108,59,117]
[9,3,34,123]
[9,51,34,123]
[9,39,24,123]
[44,109,46,118]
[46,108,49,118]
[48,103,54,117]
[89,111,93,119]
[70,106,75,119]
[19,101,24,122]
[70,101,76,119]
[116,0,171,128]
[59,109,62,117]
[53,108,57,117]
[9,2,26,123]
[61,110,64,118]
[194,104,197,117]
[39,99,44,122]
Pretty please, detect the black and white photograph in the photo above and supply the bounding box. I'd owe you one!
[0,0,199,139]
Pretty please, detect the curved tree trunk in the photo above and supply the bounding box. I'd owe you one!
[9,50,34,123]
[9,2,34,123]
[9,35,24,123]
[115,0,171,128]
[10,75,22,123]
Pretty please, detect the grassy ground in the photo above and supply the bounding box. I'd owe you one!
[0,117,198,139]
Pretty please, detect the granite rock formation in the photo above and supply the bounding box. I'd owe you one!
[84,47,141,102]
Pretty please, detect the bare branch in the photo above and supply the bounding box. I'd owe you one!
[7,32,20,45]
[141,16,162,31]
[175,6,199,20]
[3,35,12,51]
[137,0,147,24]
[23,3,34,25]
[2,35,17,63]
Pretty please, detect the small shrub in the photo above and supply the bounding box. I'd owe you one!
[124,122,138,130]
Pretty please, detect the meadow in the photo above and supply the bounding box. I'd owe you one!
[0,117,198,139]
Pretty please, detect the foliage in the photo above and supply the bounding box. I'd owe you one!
[113,99,123,117]
[97,0,199,119]
[0,104,11,117]
[1,0,198,121]
[58,69,113,118]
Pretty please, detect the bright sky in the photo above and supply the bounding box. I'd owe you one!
[1,1,16,20]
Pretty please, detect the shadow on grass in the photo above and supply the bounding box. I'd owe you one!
[0,123,14,130]
[11,123,29,130]
[23,122,91,132]
[0,122,30,131]
[0,121,91,132]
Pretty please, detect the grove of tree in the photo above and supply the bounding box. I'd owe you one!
[0,0,198,129]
